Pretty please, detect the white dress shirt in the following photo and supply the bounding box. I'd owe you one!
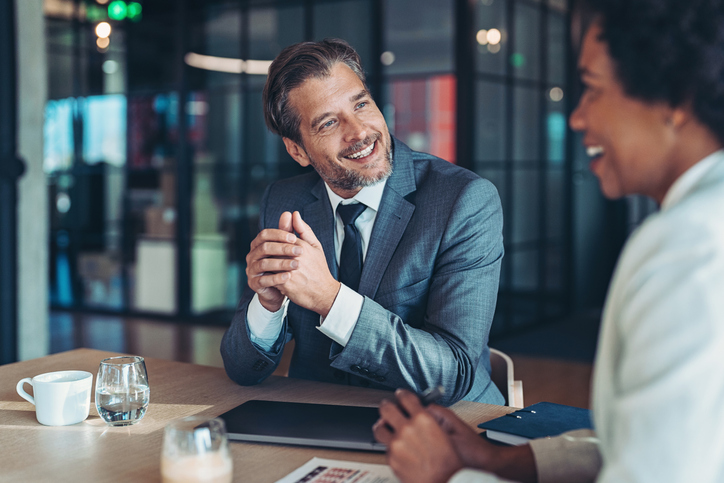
[450,151,724,482]
[247,179,387,351]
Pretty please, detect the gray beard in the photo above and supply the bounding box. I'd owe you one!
[310,145,393,193]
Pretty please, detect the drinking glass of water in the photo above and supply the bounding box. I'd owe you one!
[161,416,232,483]
[95,356,150,426]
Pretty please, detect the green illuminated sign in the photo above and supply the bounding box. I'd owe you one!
[106,1,142,22]
[108,1,128,21]
[128,2,142,21]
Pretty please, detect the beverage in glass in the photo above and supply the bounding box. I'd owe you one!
[95,356,150,426]
[161,416,232,483]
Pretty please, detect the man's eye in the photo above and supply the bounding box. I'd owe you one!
[356,101,367,109]
[322,120,335,129]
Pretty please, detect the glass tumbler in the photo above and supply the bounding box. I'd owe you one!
[161,416,233,483]
[95,356,150,426]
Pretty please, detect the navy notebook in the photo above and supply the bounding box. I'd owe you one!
[478,401,593,445]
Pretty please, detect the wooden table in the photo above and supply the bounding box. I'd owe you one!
[0,349,512,482]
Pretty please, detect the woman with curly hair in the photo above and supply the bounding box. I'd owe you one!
[374,1,724,482]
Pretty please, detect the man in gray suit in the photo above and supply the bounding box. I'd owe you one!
[220,38,504,406]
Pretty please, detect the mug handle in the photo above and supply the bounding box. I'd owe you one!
[16,378,35,405]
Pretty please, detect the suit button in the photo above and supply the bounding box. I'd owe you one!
[334,370,345,379]
[350,365,361,373]
[375,375,386,382]
[360,368,370,375]
[360,379,370,387]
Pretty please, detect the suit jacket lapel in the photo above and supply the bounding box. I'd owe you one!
[304,179,338,279]
[359,138,416,298]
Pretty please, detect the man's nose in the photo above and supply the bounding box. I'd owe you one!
[343,114,368,143]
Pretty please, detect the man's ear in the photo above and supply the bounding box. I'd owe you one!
[283,137,310,167]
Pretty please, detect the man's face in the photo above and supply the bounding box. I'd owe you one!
[283,63,393,199]
[570,22,678,202]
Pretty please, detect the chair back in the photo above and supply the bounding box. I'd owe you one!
[490,348,524,408]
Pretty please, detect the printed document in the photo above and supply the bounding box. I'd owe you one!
[275,457,400,483]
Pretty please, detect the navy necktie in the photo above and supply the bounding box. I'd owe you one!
[337,203,367,292]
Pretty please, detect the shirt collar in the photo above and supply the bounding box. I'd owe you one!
[661,150,724,211]
[324,178,388,214]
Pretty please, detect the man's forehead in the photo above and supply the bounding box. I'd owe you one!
[288,66,368,121]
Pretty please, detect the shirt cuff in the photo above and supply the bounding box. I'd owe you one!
[247,293,288,352]
[528,429,601,483]
[316,284,363,347]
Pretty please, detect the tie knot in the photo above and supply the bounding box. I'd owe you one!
[337,203,366,226]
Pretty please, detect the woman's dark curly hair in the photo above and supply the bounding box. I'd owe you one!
[581,0,724,145]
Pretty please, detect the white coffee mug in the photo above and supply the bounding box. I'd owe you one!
[16,370,93,426]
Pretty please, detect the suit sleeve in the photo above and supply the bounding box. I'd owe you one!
[330,178,504,405]
[220,184,292,385]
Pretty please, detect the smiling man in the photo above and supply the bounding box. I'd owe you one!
[220,39,505,406]
[373,0,724,482]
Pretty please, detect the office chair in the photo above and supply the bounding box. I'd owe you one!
[490,348,524,408]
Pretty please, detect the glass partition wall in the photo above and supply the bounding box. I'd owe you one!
[45,0,571,336]
[470,0,572,333]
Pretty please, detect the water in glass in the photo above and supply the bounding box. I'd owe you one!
[95,356,150,426]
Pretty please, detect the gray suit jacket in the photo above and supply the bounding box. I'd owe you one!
[221,138,504,405]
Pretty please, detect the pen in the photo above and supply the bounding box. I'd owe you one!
[418,385,445,406]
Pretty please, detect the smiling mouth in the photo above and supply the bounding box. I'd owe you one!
[586,146,604,158]
[345,141,375,160]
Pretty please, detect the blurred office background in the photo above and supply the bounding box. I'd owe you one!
[1,0,656,404]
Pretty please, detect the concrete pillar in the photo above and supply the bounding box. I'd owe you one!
[16,0,49,360]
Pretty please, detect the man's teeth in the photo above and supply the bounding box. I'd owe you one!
[346,142,374,159]
[586,146,604,157]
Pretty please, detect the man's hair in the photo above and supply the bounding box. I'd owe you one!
[579,0,724,144]
[262,38,367,146]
